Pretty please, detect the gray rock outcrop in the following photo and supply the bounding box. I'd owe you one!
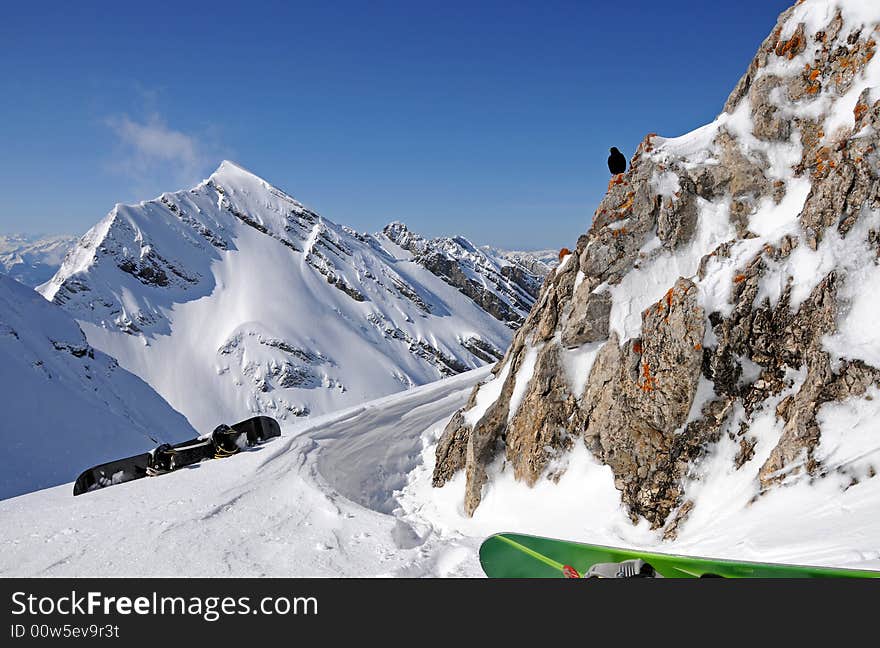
[433,2,880,532]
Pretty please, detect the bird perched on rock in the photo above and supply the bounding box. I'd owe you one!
[607,147,626,174]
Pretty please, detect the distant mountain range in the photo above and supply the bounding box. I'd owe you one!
[0,234,78,287]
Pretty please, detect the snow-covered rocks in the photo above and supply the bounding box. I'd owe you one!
[434,0,880,531]
[382,222,545,328]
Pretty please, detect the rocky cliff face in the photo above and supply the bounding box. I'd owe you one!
[382,222,546,329]
[433,0,880,534]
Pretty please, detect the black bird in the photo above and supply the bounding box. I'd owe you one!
[607,147,626,175]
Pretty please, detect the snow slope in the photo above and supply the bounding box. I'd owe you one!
[0,234,77,287]
[1,365,877,577]
[0,273,196,500]
[0,369,489,577]
[39,161,527,431]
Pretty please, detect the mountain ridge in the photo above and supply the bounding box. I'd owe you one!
[40,161,546,431]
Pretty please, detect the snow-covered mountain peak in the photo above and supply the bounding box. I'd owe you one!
[382,221,427,254]
[381,221,547,329]
[209,159,263,184]
[206,159,308,211]
[40,165,542,431]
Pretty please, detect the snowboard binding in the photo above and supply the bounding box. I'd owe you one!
[147,443,178,474]
[563,559,658,578]
[211,424,246,458]
[587,559,657,578]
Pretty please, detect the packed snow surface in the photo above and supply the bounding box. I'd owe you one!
[0,367,877,577]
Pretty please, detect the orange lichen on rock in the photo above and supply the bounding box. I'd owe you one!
[775,28,805,60]
[617,194,634,213]
[813,146,833,176]
[608,174,626,190]
[767,27,783,56]
[632,341,642,354]
[639,361,657,392]
[733,274,747,284]
[653,287,674,323]
[694,343,702,351]
[809,68,821,81]
[855,100,869,123]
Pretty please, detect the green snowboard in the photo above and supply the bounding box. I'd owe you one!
[480,532,880,578]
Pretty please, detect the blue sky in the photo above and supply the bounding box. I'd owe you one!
[1,0,792,249]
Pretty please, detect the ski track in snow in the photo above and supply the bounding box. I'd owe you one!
[0,369,490,577]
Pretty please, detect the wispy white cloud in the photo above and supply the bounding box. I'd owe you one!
[105,112,225,196]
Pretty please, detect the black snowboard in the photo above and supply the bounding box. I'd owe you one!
[73,415,281,496]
